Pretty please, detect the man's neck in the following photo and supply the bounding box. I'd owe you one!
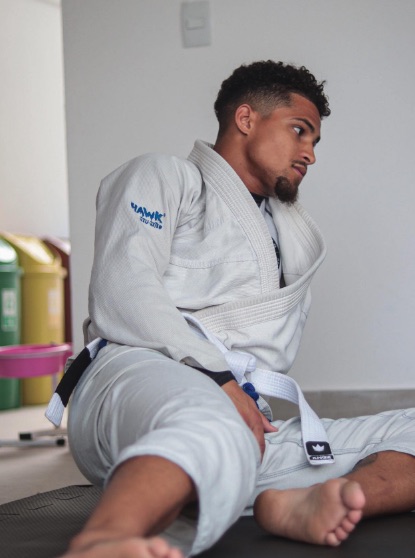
[213,138,264,197]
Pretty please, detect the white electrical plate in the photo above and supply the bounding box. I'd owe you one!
[181,1,211,48]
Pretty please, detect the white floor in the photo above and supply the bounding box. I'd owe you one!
[0,405,88,505]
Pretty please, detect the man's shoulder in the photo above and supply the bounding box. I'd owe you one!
[98,151,203,202]
[114,151,201,181]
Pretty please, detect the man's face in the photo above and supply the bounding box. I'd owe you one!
[243,93,321,203]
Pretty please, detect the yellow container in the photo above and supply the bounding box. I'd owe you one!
[0,233,66,405]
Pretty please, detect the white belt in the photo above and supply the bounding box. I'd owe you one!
[183,313,334,466]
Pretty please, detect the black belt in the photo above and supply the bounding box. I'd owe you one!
[45,338,107,427]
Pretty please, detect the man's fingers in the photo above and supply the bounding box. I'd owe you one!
[262,415,278,433]
[221,380,274,456]
[251,420,266,456]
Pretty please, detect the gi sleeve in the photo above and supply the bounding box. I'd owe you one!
[88,153,230,372]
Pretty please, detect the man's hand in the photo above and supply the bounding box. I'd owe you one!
[222,380,278,457]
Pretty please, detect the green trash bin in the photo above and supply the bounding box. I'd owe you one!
[0,238,22,410]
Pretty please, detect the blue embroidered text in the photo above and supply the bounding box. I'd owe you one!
[131,202,165,230]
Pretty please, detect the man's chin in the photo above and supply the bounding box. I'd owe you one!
[274,178,299,204]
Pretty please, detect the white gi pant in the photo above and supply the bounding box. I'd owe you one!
[68,343,415,557]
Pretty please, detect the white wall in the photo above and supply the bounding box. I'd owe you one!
[0,0,69,238]
[62,0,415,391]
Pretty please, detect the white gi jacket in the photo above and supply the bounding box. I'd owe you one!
[87,140,326,386]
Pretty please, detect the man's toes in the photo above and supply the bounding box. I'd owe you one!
[148,537,168,554]
[341,516,358,534]
[325,532,342,547]
[148,537,181,557]
[333,525,350,542]
[342,480,366,510]
[347,508,363,525]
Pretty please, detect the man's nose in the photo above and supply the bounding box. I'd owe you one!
[303,144,316,165]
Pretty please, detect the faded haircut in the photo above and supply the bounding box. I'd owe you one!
[214,60,330,135]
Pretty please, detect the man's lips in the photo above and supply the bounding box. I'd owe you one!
[292,163,307,177]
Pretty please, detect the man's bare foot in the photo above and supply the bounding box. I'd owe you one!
[253,478,366,546]
[59,535,184,557]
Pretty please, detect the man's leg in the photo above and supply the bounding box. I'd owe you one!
[252,409,415,546]
[345,450,415,515]
[63,456,195,557]
[66,345,261,557]
[253,450,415,546]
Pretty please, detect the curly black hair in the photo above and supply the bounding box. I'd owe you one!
[214,60,330,133]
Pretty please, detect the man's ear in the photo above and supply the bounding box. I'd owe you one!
[234,104,257,135]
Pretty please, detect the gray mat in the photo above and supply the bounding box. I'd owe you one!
[1,485,414,557]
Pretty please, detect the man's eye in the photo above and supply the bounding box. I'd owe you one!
[293,126,304,135]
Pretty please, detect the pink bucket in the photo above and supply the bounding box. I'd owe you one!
[0,344,72,378]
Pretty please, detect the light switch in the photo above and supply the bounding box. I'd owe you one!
[181,1,211,48]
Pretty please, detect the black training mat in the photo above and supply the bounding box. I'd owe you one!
[0,485,101,558]
[1,485,415,558]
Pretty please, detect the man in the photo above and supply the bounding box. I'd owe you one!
[54,61,415,558]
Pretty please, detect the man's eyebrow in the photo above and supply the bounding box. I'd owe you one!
[295,117,321,144]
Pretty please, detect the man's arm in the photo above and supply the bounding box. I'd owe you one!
[88,154,230,373]
[89,154,276,452]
